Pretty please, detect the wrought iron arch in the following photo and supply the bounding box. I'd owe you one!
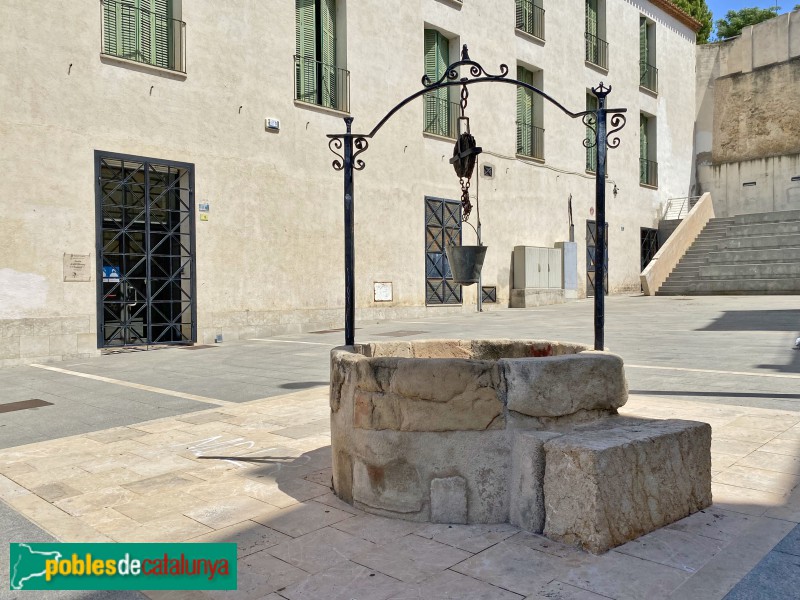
[327,45,627,350]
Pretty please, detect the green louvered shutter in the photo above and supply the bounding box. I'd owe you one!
[586,0,598,62]
[586,93,598,171]
[640,17,648,84]
[321,0,337,108]
[424,30,450,136]
[296,0,317,103]
[640,114,649,183]
[103,1,118,56]
[516,67,534,156]
[118,0,139,62]
[152,0,172,69]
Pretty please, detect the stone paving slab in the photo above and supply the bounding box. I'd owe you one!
[1,388,799,599]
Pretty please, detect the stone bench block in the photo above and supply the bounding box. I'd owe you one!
[543,419,712,554]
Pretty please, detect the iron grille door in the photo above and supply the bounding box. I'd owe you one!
[640,228,659,271]
[425,197,462,305]
[586,219,609,297]
[96,152,196,347]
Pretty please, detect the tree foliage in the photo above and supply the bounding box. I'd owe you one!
[672,0,713,44]
[715,6,780,39]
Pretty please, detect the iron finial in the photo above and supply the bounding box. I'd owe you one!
[592,82,612,97]
[461,45,470,61]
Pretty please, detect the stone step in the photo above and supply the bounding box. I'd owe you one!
[699,262,800,280]
[733,210,800,225]
[656,278,800,295]
[705,247,800,264]
[727,221,800,237]
[722,234,800,250]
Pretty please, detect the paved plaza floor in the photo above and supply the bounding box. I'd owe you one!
[1,295,799,599]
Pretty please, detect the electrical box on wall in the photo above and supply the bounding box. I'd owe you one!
[266,118,280,132]
[482,164,494,179]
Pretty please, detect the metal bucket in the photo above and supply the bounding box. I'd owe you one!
[445,244,488,285]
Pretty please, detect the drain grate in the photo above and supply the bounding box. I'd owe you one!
[0,399,54,413]
[376,330,428,338]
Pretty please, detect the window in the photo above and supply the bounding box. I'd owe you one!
[101,0,185,72]
[640,17,657,93]
[423,29,456,138]
[516,0,545,41]
[585,0,608,70]
[516,66,544,160]
[295,0,349,112]
[640,113,658,187]
[585,93,598,172]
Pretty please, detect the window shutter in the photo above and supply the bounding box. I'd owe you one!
[296,0,317,104]
[424,30,449,136]
[640,17,648,83]
[321,0,337,108]
[640,114,649,160]
[103,0,118,56]
[516,67,534,156]
[152,0,172,69]
[119,0,139,62]
[586,93,598,171]
[586,0,598,37]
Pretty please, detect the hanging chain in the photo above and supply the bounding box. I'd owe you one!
[459,83,473,221]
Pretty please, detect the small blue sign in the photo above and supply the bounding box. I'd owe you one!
[103,267,120,282]
[198,203,210,213]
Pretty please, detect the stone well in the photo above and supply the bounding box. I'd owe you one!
[330,339,712,553]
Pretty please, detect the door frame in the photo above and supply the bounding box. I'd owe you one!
[94,150,197,348]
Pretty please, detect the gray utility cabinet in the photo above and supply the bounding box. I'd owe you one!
[513,246,563,289]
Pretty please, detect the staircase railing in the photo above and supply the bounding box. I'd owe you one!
[662,196,702,221]
[642,193,715,295]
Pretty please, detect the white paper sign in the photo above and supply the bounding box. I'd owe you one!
[374,282,393,302]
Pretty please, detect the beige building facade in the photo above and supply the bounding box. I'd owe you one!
[694,9,800,217]
[0,0,699,365]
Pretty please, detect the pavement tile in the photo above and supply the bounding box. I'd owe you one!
[302,468,333,488]
[122,472,205,495]
[667,507,756,543]
[710,438,763,458]
[114,514,213,543]
[183,495,276,529]
[710,482,787,516]
[267,526,379,574]
[524,580,610,600]
[279,560,404,600]
[312,492,363,515]
[332,513,425,545]
[614,527,725,573]
[354,534,473,584]
[242,478,331,508]
[80,508,142,538]
[451,541,564,596]
[759,437,800,457]
[85,426,149,444]
[115,490,208,523]
[7,465,88,489]
[62,467,143,492]
[189,520,292,557]
[714,464,800,495]
[30,481,83,503]
[386,569,524,599]
[414,523,519,553]
[53,486,139,516]
[176,411,232,425]
[505,532,588,559]
[252,501,354,537]
[735,450,800,475]
[206,550,306,600]
[714,426,778,445]
[726,415,800,433]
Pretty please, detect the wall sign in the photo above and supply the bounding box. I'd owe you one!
[63,254,91,282]
[374,282,393,302]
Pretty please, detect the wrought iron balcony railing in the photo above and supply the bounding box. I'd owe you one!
[516,0,545,41]
[585,31,609,70]
[640,158,658,187]
[294,55,350,113]
[640,61,658,93]
[423,96,458,139]
[101,0,186,72]
[516,120,545,160]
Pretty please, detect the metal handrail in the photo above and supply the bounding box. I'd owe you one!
[516,119,545,160]
[101,0,186,73]
[585,31,609,70]
[294,55,351,113]
[516,0,545,41]
[663,196,701,220]
[423,96,459,138]
[640,61,658,93]
[640,158,658,187]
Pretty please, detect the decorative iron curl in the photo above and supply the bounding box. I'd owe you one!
[353,137,369,171]
[606,113,627,149]
[582,113,597,149]
[329,137,344,171]
[422,45,509,88]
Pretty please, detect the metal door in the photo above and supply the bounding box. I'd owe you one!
[425,197,462,305]
[640,228,659,271]
[586,219,608,297]
[96,152,196,347]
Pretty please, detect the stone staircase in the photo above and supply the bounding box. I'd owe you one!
[656,210,800,295]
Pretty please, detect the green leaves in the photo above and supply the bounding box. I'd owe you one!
[672,0,713,44]
[715,6,780,40]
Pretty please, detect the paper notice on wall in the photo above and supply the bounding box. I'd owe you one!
[374,282,393,302]
[63,254,91,282]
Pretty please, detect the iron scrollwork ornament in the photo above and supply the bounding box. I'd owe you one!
[606,113,627,149]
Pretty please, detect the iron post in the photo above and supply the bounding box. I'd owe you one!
[343,117,355,346]
[593,86,609,351]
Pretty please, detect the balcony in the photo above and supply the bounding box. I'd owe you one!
[294,56,350,113]
[585,31,608,70]
[517,120,545,161]
[101,0,186,73]
[423,96,459,139]
[516,0,545,41]
[640,158,658,187]
[640,61,658,93]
